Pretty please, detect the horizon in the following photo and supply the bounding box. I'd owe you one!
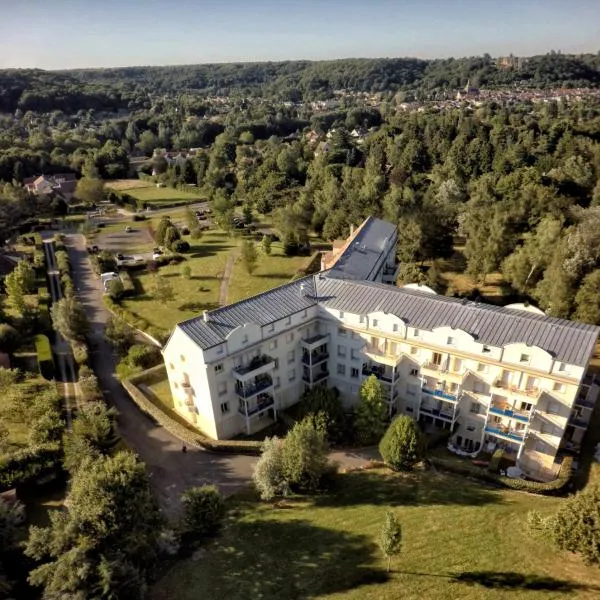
[1,0,599,70]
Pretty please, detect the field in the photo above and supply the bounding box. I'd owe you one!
[105,179,155,191]
[121,186,204,205]
[151,468,600,600]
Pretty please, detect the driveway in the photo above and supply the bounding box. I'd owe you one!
[65,232,256,516]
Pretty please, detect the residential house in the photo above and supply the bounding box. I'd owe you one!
[23,173,77,202]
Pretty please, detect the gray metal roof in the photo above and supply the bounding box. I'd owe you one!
[178,276,318,349]
[314,277,599,368]
[327,217,397,281]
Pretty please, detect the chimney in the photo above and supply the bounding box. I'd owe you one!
[299,283,306,297]
[203,310,209,322]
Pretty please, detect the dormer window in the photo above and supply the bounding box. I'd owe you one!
[447,336,455,345]
[482,345,491,354]
[520,354,530,363]
[372,319,378,328]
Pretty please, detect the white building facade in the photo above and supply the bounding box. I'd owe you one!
[162,218,599,481]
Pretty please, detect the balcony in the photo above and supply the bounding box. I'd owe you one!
[362,364,393,383]
[301,333,330,350]
[303,370,329,385]
[302,351,329,366]
[238,393,275,417]
[488,404,530,423]
[419,406,458,421]
[575,395,595,409]
[235,375,273,399]
[493,380,539,399]
[233,355,276,381]
[568,414,589,429]
[180,382,193,395]
[484,425,526,443]
[422,386,458,402]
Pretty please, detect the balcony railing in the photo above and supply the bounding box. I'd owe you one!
[302,352,329,366]
[362,365,393,383]
[488,405,530,423]
[234,354,275,378]
[419,406,458,421]
[493,380,539,398]
[568,415,589,429]
[301,334,329,350]
[422,386,458,402]
[575,395,595,409]
[235,376,273,399]
[484,425,526,443]
[238,394,275,417]
[421,361,444,373]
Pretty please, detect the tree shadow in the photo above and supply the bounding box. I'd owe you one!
[451,571,600,593]
[256,273,297,279]
[171,518,388,599]
[178,301,219,312]
[314,469,503,508]
[189,243,233,259]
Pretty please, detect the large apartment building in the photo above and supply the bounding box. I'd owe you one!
[162,217,599,481]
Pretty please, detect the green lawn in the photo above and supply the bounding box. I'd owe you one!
[151,468,600,600]
[121,186,204,205]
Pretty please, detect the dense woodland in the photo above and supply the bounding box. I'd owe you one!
[1,54,600,325]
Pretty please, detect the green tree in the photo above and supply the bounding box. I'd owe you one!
[50,296,89,342]
[281,418,329,493]
[152,276,174,304]
[5,260,35,315]
[253,437,289,501]
[241,239,258,275]
[107,277,124,300]
[379,416,426,470]
[0,324,21,353]
[212,191,235,233]
[574,270,600,325]
[164,225,181,249]
[379,511,402,572]
[261,234,272,256]
[75,177,105,205]
[355,375,388,445]
[104,316,134,357]
[138,130,158,155]
[154,216,171,245]
[25,452,163,600]
[179,485,226,549]
[297,386,346,444]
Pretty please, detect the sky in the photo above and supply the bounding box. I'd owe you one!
[1,0,599,70]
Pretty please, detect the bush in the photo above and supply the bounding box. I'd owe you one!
[0,324,21,353]
[379,416,426,470]
[171,240,190,253]
[118,270,136,296]
[0,445,62,491]
[72,342,89,366]
[355,375,389,445]
[295,386,346,444]
[179,485,226,549]
[35,334,54,380]
[132,214,146,222]
[488,448,504,473]
[253,437,289,501]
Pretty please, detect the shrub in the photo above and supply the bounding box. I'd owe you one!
[171,240,190,253]
[118,270,136,296]
[379,416,426,470]
[107,278,124,300]
[132,214,146,222]
[488,448,504,473]
[0,445,62,491]
[35,334,54,380]
[253,437,289,501]
[0,324,21,353]
[179,485,226,549]
[72,342,89,366]
[296,386,346,444]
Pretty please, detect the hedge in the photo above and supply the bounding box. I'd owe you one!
[122,374,261,455]
[118,270,136,296]
[429,455,573,495]
[35,334,54,380]
[0,445,63,491]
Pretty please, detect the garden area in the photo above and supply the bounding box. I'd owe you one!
[105,179,204,207]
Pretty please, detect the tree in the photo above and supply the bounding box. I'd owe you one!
[379,416,426,470]
[296,386,346,444]
[107,277,124,300]
[379,512,402,572]
[212,191,235,233]
[4,260,35,315]
[355,375,388,445]
[50,296,89,342]
[152,276,174,304]
[104,316,134,357]
[0,324,20,354]
[253,436,289,501]
[240,239,258,275]
[25,452,163,600]
[179,485,226,549]
[574,270,600,325]
[75,177,105,205]
[281,418,329,493]
[261,234,272,256]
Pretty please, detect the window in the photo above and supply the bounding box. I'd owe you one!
[268,324,275,333]
[372,319,378,327]
[287,350,295,364]
[217,382,227,396]
[269,340,278,351]
[393,324,399,332]
[474,381,485,393]
[482,345,491,354]
[546,402,560,415]
[216,346,224,355]
[414,328,420,338]
[553,382,565,392]
[515,422,525,431]
[406,406,414,413]
[169,362,174,370]
[410,368,419,377]
[389,342,398,355]
[301,310,307,318]
[338,327,347,337]
[337,364,346,375]
[285,316,291,325]
[351,348,359,360]
[214,363,223,374]
[466,425,475,432]
[220,402,230,414]
[520,401,532,412]
[410,346,419,356]
[477,363,487,373]
[359,315,365,324]
[470,402,482,414]
[180,354,185,362]
[447,336,455,345]
[351,367,359,379]
[558,362,566,372]
[286,332,294,343]
[274,376,280,389]
[339,311,344,319]
[288,369,296,382]
[520,353,530,363]
[273,358,279,370]
[242,334,249,344]
[337,344,347,357]
[407,384,418,396]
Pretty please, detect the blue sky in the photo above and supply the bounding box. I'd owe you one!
[1,0,599,69]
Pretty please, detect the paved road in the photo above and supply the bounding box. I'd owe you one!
[65,232,257,516]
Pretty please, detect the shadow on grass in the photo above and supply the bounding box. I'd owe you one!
[452,571,600,593]
[256,273,298,279]
[315,470,503,508]
[178,301,219,312]
[188,243,233,259]
[175,518,388,599]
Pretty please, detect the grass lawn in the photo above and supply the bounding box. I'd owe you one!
[121,186,204,205]
[105,179,155,191]
[151,469,600,600]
